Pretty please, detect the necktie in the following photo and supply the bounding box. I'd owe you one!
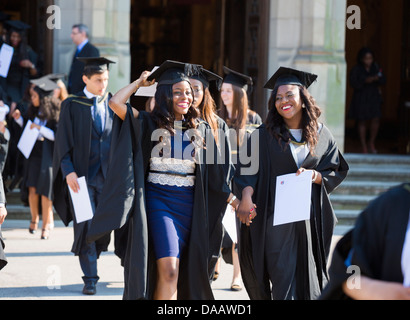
[93,97,103,134]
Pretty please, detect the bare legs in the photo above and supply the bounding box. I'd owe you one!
[358,119,380,154]
[231,243,242,291]
[154,257,179,300]
[28,187,54,239]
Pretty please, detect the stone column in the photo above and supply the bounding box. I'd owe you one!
[52,0,131,93]
[267,0,347,150]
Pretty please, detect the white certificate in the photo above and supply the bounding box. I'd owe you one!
[68,176,94,224]
[273,171,312,226]
[0,104,10,122]
[0,43,14,78]
[222,204,237,244]
[17,120,40,159]
[134,66,159,97]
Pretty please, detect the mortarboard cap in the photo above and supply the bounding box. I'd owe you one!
[4,20,31,33]
[31,76,60,94]
[190,67,222,89]
[264,66,318,91]
[147,60,202,86]
[222,66,253,92]
[77,57,116,73]
[46,73,67,83]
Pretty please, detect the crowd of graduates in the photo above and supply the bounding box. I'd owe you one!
[0,13,408,301]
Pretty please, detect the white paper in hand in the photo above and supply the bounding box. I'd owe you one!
[17,120,40,159]
[0,43,14,78]
[222,204,238,244]
[134,66,159,97]
[273,171,312,226]
[0,104,9,122]
[68,177,94,223]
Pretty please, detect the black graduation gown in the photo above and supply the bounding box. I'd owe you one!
[221,110,263,264]
[320,183,410,300]
[207,115,235,278]
[52,92,113,256]
[234,124,349,300]
[0,131,8,271]
[21,114,57,200]
[0,228,6,271]
[87,106,231,300]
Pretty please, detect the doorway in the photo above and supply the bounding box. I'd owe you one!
[129,0,261,111]
[0,0,54,76]
[344,0,408,154]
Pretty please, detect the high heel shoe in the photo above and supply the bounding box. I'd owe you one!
[41,229,50,240]
[29,221,38,234]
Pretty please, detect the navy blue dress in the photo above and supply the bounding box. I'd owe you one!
[146,133,196,260]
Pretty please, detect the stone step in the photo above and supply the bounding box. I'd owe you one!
[5,204,60,221]
[333,180,400,196]
[330,194,375,211]
[4,190,24,204]
[345,166,410,182]
[334,209,361,225]
[344,153,410,166]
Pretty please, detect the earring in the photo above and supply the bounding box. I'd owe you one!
[302,104,306,109]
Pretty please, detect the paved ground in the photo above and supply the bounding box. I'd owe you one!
[0,219,344,301]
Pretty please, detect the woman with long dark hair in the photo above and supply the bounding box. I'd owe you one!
[216,67,262,291]
[189,67,236,282]
[235,67,349,300]
[13,77,61,240]
[87,60,237,300]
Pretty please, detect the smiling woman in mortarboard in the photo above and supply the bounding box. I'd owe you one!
[12,75,61,240]
[87,60,236,300]
[234,66,349,300]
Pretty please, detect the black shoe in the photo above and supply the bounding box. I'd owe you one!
[82,281,97,295]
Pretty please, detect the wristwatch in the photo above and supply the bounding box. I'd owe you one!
[0,203,5,208]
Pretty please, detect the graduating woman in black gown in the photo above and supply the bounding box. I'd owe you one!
[217,67,263,291]
[87,61,237,300]
[12,76,61,240]
[235,67,349,300]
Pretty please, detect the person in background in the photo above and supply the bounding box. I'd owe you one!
[0,11,10,45]
[189,67,235,283]
[348,47,386,154]
[12,76,61,240]
[0,136,8,270]
[3,20,38,191]
[320,183,410,300]
[47,73,69,102]
[67,24,100,94]
[216,66,262,291]
[235,66,349,300]
[53,57,115,296]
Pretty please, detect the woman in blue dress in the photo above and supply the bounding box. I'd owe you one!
[89,60,238,300]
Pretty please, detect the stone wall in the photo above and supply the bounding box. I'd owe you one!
[52,0,131,94]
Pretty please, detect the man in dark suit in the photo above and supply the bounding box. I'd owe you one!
[68,24,100,94]
[53,57,115,295]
